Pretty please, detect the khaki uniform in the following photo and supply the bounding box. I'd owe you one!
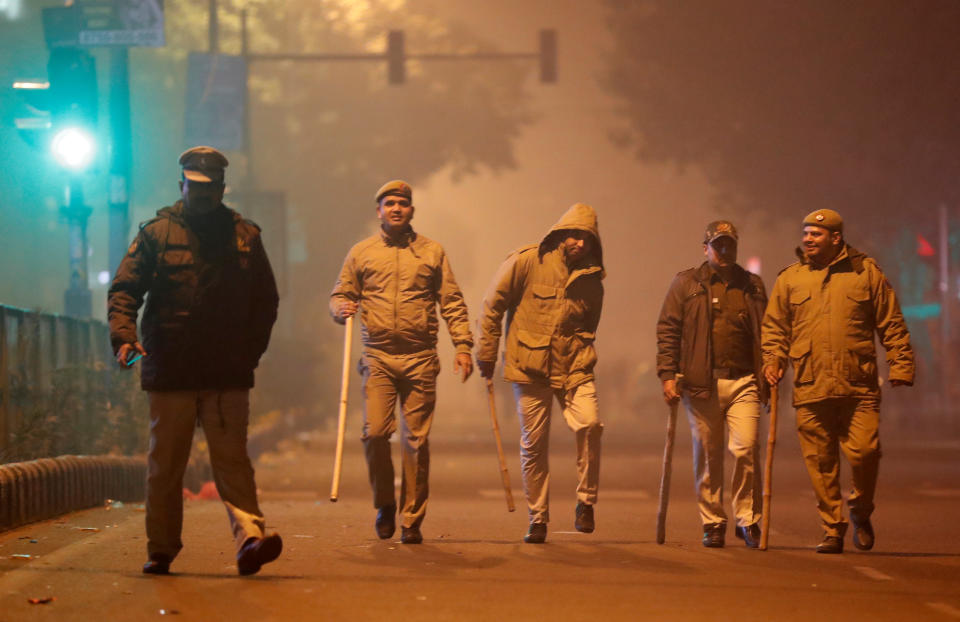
[477,203,604,523]
[762,245,914,536]
[330,227,472,528]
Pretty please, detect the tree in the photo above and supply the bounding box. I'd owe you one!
[602,0,960,231]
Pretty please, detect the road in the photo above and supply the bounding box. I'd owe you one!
[1,421,959,621]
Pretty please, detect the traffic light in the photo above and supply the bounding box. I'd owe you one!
[387,30,405,85]
[539,29,557,83]
[47,47,98,170]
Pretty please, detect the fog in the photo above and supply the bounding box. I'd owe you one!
[1,0,958,438]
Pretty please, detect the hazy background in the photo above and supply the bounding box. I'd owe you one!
[2,0,957,437]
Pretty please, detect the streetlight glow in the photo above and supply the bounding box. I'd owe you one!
[51,127,95,171]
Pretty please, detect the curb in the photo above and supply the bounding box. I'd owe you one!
[0,455,146,531]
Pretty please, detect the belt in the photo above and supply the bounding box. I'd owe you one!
[713,367,751,380]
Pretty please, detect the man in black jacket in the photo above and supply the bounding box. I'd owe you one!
[656,221,768,548]
[108,146,282,576]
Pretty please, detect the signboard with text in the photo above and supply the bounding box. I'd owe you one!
[77,0,164,47]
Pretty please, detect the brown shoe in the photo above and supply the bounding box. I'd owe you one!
[852,517,874,551]
[237,533,283,576]
[815,535,844,554]
[574,502,595,533]
[400,526,423,544]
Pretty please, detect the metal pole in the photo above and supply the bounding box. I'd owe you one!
[209,0,219,54]
[108,47,131,281]
[63,178,92,318]
[939,204,950,409]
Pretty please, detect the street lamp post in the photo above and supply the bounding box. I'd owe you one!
[52,126,96,318]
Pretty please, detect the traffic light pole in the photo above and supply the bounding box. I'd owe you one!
[108,47,132,281]
[63,177,93,318]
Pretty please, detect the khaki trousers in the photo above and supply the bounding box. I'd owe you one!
[795,397,881,537]
[146,389,265,559]
[513,381,603,524]
[682,374,762,528]
[361,350,439,529]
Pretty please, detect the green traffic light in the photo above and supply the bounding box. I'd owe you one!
[51,127,95,171]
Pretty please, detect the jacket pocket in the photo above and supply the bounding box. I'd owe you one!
[846,340,877,385]
[572,330,598,373]
[514,328,551,375]
[845,287,872,325]
[789,338,814,384]
[530,283,559,317]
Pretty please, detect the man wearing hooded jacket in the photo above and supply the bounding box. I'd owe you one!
[477,203,605,544]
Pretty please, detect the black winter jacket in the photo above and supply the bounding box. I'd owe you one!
[107,202,279,390]
[656,262,768,402]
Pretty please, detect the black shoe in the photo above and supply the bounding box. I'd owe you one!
[524,522,547,544]
[852,517,874,551]
[574,502,595,533]
[735,523,762,549]
[400,526,423,544]
[815,535,844,554]
[375,504,397,540]
[702,523,725,548]
[237,533,283,576]
[142,553,171,575]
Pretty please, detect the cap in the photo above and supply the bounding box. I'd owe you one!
[179,146,228,183]
[375,180,412,204]
[704,220,739,244]
[802,209,843,233]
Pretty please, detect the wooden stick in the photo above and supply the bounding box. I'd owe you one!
[656,399,679,544]
[329,315,354,502]
[760,384,779,550]
[485,378,515,512]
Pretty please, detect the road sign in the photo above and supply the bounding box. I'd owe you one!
[184,53,247,152]
[76,0,165,47]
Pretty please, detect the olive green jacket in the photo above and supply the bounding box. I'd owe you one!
[761,245,914,406]
[330,227,473,355]
[477,203,605,390]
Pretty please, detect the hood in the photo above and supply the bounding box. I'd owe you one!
[540,202,604,273]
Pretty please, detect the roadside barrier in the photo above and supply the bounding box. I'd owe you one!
[0,455,145,531]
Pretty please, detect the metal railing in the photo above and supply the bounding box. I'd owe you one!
[0,304,111,458]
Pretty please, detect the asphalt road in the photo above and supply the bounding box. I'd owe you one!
[1,421,959,622]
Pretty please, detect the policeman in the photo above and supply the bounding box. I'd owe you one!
[656,221,768,548]
[108,146,282,575]
[330,180,474,544]
[762,209,914,554]
[476,203,605,544]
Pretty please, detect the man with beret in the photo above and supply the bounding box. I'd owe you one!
[762,209,914,554]
[476,203,604,544]
[108,146,282,575]
[330,179,474,544]
[656,220,768,548]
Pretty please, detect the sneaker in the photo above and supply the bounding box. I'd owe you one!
[734,523,761,549]
[702,523,725,548]
[237,533,283,575]
[142,553,171,575]
[574,502,595,533]
[524,522,547,544]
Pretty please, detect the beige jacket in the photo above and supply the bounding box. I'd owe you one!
[761,245,914,406]
[330,227,473,355]
[477,203,605,390]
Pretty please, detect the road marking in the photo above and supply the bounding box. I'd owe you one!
[927,602,960,618]
[854,566,893,581]
[477,489,649,500]
[916,489,960,498]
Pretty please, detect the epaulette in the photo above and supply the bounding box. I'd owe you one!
[138,215,166,230]
[777,261,801,276]
[242,218,262,232]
